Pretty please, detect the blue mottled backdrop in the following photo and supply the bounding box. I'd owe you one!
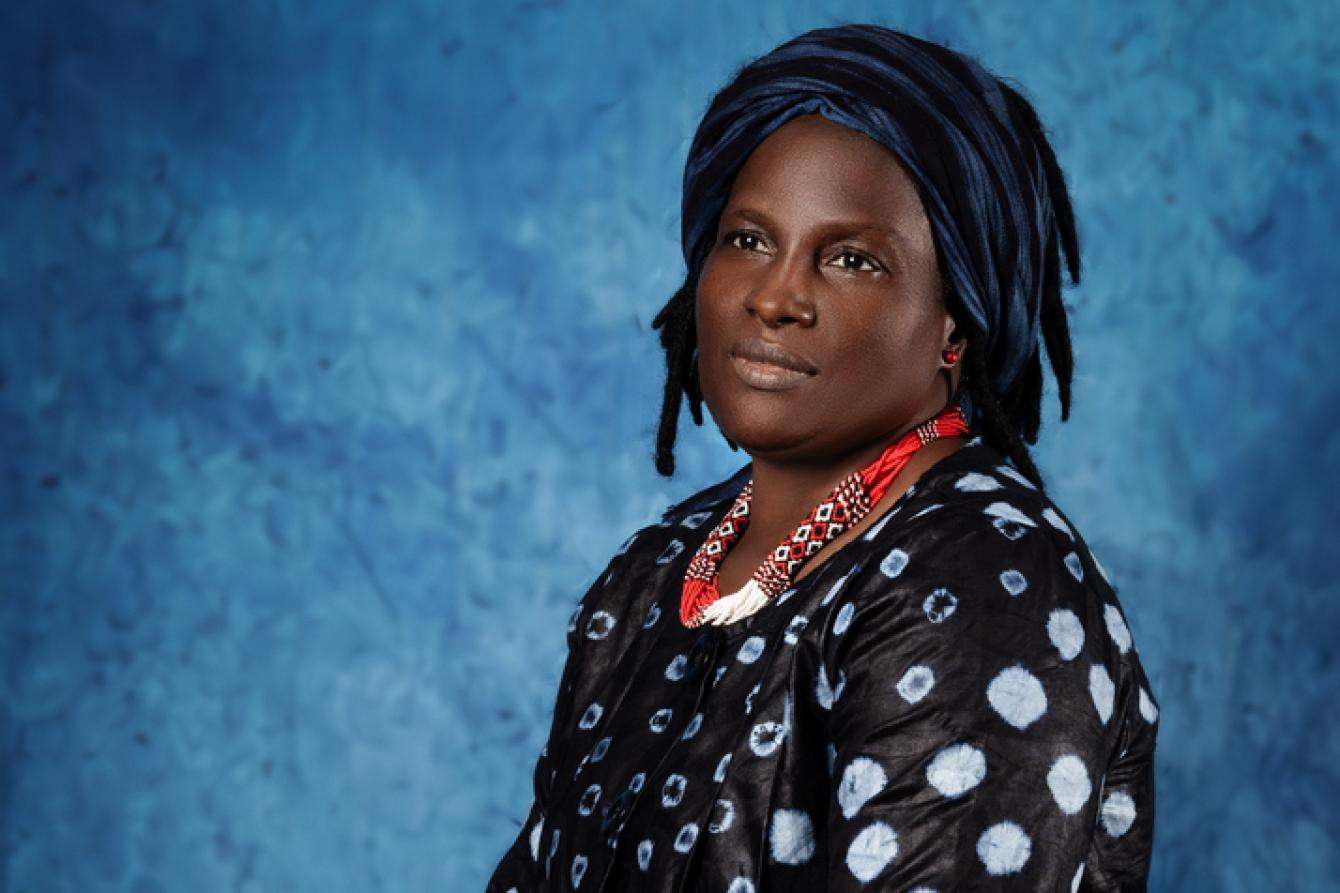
[2,1,1337,890]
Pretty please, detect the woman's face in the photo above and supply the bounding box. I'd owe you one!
[696,112,962,464]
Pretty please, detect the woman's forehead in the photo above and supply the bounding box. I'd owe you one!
[722,114,927,230]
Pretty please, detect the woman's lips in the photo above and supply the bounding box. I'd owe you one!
[729,354,816,391]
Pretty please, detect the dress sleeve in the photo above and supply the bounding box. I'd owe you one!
[818,505,1156,891]
[486,548,626,892]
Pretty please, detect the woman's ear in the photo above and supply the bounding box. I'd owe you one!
[943,316,968,354]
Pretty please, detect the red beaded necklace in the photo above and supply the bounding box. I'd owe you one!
[679,403,971,628]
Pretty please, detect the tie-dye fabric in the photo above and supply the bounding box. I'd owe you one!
[487,437,1160,891]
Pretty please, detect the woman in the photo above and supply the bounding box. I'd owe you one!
[488,23,1159,892]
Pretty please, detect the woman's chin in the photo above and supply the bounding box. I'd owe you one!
[718,421,813,457]
[705,391,820,456]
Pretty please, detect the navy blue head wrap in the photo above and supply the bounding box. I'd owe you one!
[681,24,1057,431]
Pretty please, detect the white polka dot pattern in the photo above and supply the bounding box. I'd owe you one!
[1047,755,1092,815]
[865,504,900,539]
[922,587,958,622]
[880,547,910,578]
[1048,608,1085,660]
[992,516,1029,540]
[1089,663,1115,724]
[674,822,699,853]
[1064,551,1084,581]
[529,817,543,861]
[999,568,1028,596]
[895,664,935,704]
[822,569,855,605]
[744,682,761,714]
[955,472,1003,491]
[585,610,616,639]
[1100,789,1137,837]
[910,502,943,519]
[1093,552,1112,585]
[846,820,900,882]
[576,783,601,816]
[987,665,1048,729]
[984,501,1036,527]
[661,773,686,807]
[838,756,888,818]
[664,654,688,681]
[648,707,673,733]
[571,853,587,887]
[1042,506,1074,539]
[815,664,846,710]
[977,820,1031,875]
[749,720,787,757]
[577,702,602,730]
[655,539,684,565]
[1104,603,1132,653]
[708,798,736,833]
[926,743,986,797]
[1139,686,1159,723]
[994,463,1036,488]
[833,601,855,635]
[682,509,714,529]
[737,635,766,664]
[783,614,809,644]
[769,808,816,864]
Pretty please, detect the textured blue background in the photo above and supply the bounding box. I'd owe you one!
[2,1,1337,890]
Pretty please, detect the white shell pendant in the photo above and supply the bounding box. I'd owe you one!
[699,577,772,626]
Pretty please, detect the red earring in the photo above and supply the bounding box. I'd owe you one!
[943,348,959,365]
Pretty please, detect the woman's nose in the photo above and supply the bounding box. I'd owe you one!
[743,252,816,326]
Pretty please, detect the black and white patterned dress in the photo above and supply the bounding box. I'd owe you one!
[487,437,1160,891]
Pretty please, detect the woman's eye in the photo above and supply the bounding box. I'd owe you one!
[726,231,767,253]
[723,233,880,274]
[830,250,881,273]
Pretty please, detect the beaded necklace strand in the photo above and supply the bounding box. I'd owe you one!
[679,404,971,628]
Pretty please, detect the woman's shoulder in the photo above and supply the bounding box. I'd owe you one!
[897,438,1082,534]
[823,438,1161,746]
[869,437,1119,595]
[841,438,1148,675]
